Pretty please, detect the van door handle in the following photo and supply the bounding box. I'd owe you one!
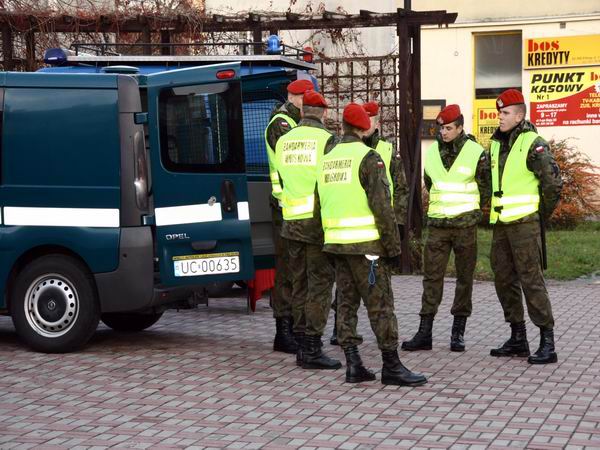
[221,179,237,214]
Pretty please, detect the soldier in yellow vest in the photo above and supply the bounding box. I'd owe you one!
[265,79,314,354]
[402,104,489,353]
[275,90,341,370]
[317,103,427,386]
[489,89,562,365]
[328,100,410,347]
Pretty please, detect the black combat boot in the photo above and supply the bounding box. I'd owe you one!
[490,321,530,357]
[381,349,427,386]
[528,328,558,364]
[344,346,376,383]
[330,312,339,345]
[302,335,342,370]
[450,316,467,352]
[294,332,305,367]
[401,315,433,351]
[273,317,298,354]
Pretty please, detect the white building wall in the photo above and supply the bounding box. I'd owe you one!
[411,0,600,167]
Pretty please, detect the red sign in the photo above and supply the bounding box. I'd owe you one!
[530,67,600,127]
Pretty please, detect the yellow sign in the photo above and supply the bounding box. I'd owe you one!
[472,99,498,150]
[525,34,600,69]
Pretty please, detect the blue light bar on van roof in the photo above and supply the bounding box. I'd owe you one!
[266,35,282,55]
[44,48,69,66]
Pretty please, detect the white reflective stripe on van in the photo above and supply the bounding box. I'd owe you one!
[155,203,223,226]
[237,202,250,220]
[3,207,120,227]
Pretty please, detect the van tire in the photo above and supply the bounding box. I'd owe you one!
[101,312,163,332]
[10,255,100,353]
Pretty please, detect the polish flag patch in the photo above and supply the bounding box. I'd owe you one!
[535,145,545,153]
[377,161,385,168]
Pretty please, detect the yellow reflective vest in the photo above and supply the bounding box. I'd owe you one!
[275,125,331,221]
[490,131,540,224]
[318,141,380,244]
[424,140,484,219]
[264,113,297,200]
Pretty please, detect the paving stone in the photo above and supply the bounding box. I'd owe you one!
[0,276,598,448]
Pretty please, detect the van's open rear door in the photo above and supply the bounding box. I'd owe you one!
[240,71,295,269]
[144,63,254,286]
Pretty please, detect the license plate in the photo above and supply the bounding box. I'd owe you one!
[173,252,240,277]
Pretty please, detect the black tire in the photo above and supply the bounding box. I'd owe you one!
[101,312,163,332]
[9,255,100,353]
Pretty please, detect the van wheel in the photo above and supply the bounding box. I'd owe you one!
[101,312,163,332]
[10,255,100,353]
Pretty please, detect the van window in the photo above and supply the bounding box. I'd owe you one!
[159,82,244,173]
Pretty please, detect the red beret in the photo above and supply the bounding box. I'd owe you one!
[363,101,380,117]
[287,79,314,95]
[303,90,328,108]
[343,103,371,130]
[436,104,462,125]
[496,89,524,110]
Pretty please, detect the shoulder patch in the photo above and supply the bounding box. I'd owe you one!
[280,120,290,128]
[535,145,545,153]
[377,161,385,169]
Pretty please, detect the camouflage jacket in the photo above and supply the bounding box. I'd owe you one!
[280,117,336,245]
[490,120,562,223]
[317,133,402,257]
[424,132,491,228]
[364,130,409,226]
[265,101,301,152]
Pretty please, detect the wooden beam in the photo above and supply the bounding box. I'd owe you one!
[0,10,457,34]
[24,30,35,71]
[1,25,13,71]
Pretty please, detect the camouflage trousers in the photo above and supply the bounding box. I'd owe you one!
[421,225,477,317]
[333,254,399,351]
[271,206,293,319]
[491,221,555,328]
[287,239,335,336]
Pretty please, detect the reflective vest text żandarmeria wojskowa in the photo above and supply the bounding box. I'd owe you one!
[490,131,540,224]
[318,141,380,244]
[424,139,484,219]
[264,113,297,201]
[275,125,331,221]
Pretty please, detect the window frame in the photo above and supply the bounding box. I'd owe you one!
[158,81,245,174]
[473,31,523,99]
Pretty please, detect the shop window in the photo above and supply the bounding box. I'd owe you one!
[475,32,522,98]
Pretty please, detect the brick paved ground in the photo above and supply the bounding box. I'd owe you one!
[1,275,599,449]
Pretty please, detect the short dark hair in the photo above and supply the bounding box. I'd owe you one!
[342,122,365,135]
[452,114,464,127]
[302,105,325,119]
[516,103,527,116]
